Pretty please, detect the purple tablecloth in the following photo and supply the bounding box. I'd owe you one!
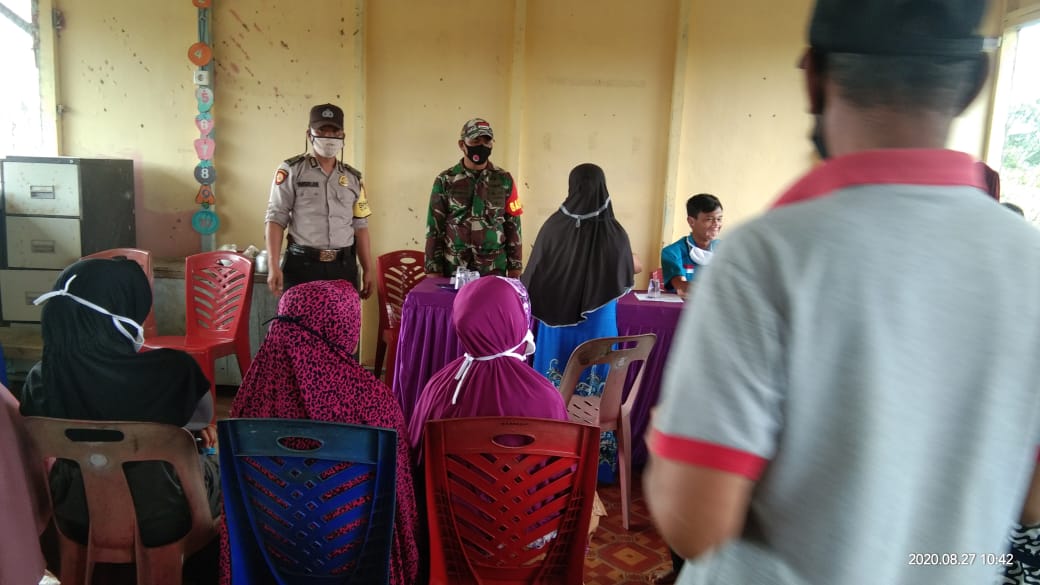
[392,277,462,424]
[392,282,683,466]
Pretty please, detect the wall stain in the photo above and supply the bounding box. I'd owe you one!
[229,9,249,32]
[230,37,251,60]
[280,40,289,49]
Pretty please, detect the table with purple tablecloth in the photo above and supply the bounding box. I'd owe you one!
[615,291,684,466]
[392,279,684,466]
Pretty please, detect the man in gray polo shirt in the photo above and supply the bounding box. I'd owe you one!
[646,1,1040,584]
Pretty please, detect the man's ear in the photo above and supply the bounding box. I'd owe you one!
[458,139,466,152]
[957,53,991,115]
[803,48,826,116]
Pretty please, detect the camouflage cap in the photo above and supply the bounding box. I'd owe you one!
[309,103,344,131]
[460,118,494,141]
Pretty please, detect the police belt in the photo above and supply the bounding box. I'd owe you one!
[287,243,353,263]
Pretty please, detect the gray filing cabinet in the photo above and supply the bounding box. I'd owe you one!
[0,156,135,322]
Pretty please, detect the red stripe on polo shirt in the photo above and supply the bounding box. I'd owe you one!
[648,428,769,481]
[772,149,988,209]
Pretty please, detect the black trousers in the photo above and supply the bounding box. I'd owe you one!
[282,246,359,293]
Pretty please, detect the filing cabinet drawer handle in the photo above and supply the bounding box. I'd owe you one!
[30,240,57,254]
[30,186,56,199]
[25,292,45,306]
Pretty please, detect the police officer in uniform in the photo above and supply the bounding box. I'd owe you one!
[265,103,373,298]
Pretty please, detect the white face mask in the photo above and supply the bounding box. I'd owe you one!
[34,274,146,351]
[451,329,536,404]
[310,134,343,158]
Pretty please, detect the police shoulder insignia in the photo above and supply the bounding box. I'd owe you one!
[274,169,288,185]
[284,153,306,166]
[341,162,363,181]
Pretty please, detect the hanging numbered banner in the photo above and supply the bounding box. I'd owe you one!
[187,42,212,67]
[194,137,215,161]
[194,161,217,185]
[195,113,214,137]
[191,208,220,235]
[195,86,214,113]
[195,185,216,205]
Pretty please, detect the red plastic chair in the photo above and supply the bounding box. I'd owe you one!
[558,334,657,530]
[82,248,158,339]
[23,417,218,585]
[424,417,600,585]
[374,250,425,386]
[142,251,254,407]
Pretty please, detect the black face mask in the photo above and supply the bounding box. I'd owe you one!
[465,144,492,166]
[810,114,829,160]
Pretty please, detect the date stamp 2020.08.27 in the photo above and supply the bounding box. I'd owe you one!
[908,553,1014,567]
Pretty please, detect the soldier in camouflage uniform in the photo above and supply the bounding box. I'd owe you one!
[425,118,523,277]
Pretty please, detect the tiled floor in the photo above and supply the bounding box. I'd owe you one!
[214,385,674,585]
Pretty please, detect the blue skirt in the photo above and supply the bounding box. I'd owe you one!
[533,300,619,482]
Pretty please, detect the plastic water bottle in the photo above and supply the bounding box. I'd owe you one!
[648,277,661,298]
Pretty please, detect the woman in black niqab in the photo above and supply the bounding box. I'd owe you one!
[20,258,218,547]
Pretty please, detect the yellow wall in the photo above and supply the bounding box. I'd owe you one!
[671,0,815,244]
[56,1,201,257]
[51,0,1006,365]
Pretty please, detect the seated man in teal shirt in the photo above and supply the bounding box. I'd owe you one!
[660,193,723,294]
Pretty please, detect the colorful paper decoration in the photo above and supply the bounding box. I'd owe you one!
[194,161,217,185]
[187,42,212,66]
[195,185,216,206]
[195,113,213,136]
[195,86,214,113]
[194,137,215,161]
[191,209,220,234]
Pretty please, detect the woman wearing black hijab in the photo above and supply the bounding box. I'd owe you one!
[20,258,220,548]
[521,163,634,477]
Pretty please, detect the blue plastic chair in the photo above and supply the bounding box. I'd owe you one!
[218,418,398,585]
[0,342,8,388]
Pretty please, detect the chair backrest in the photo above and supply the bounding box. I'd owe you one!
[81,248,158,338]
[184,251,254,341]
[218,418,398,585]
[423,417,600,585]
[376,250,425,332]
[22,417,216,563]
[557,334,657,428]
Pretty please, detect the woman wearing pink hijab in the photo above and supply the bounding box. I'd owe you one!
[1,386,51,585]
[220,280,420,585]
[407,276,568,457]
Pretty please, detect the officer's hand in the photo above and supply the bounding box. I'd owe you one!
[359,271,373,300]
[267,265,284,297]
[200,424,217,449]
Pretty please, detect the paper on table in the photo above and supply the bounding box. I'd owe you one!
[634,293,684,303]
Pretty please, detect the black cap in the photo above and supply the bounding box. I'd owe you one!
[809,0,987,57]
[309,103,344,131]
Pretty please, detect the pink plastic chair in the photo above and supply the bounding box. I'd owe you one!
[82,248,158,339]
[558,333,657,530]
[142,251,254,407]
[23,417,218,585]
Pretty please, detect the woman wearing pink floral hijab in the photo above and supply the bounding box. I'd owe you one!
[221,280,419,585]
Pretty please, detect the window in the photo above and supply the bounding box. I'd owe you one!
[989,17,1040,224]
[0,0,47,157]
